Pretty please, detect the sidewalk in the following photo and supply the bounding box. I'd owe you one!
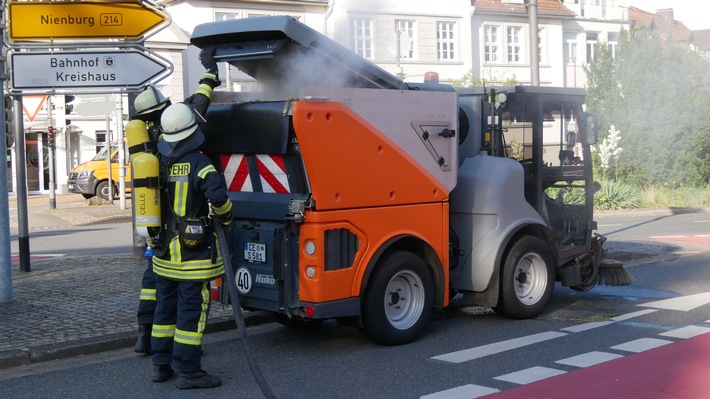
[1,193,268,370]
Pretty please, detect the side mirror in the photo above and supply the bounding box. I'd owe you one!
[582,112,599,145]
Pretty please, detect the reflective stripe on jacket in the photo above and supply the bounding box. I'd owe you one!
[153,151,232,281]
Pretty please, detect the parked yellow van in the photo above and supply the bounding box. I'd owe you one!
[67,144,132,200]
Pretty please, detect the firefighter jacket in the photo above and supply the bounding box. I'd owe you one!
[152,150,233,281]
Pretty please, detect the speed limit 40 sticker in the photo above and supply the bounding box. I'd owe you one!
[235,267,253,295]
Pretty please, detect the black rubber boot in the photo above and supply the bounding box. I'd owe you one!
[175,370,222,389]
[152,364,173,382]
[134,324,152,354]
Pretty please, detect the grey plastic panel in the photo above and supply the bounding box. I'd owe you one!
[191,16,407,91]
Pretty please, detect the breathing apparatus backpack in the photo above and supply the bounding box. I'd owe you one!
[125,119,161,238]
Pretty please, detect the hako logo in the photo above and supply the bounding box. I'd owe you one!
[255,274,276,285]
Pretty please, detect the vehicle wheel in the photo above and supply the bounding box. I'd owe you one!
[493,235,554,319]
[96,181,115,200]
[81,194,93,199]
[361,251,434,345]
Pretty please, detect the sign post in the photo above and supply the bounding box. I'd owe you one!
[4,0,173,277]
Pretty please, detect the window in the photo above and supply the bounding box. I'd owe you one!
[507,26,522,63]
[437,21,456,61]
[586,32,598,63]
[564,31,578,65]
[484,25,500,63]
[395,19,417,60]
[608,32,619,59]
[215,11,239,21]
[352,18,374,59]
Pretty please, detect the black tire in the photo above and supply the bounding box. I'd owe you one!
[96,181,115,200]
[361,251,434,346]
[493,235,554,319]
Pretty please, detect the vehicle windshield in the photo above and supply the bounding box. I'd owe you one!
[91,145,117,161]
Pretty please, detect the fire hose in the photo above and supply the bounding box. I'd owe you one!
[213,219,278,399]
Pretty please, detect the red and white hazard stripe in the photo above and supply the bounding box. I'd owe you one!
[220,154,291,194]
[256,154,290,194]
[220,154,252,192]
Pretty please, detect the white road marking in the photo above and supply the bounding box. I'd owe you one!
[431,331,568,364]
[610,338,673,353]
[640,292,710,311]
[494,366,567,385]
[420,384,500,399]
[612,309,658,321]
[555,351,623,368]
[659,326,710,339]
[561,320,615,333]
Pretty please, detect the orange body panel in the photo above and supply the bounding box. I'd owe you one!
[297,203,449,304]
[291,100,451,305]
[292,101,448,210]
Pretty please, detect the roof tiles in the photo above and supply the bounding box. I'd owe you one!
[473,0,576,17]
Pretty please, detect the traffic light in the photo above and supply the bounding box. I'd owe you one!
[48,125,54,148]
[65,95,75,125]
[4,94,13,148]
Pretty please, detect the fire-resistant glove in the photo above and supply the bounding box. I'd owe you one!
[199,46,219,75]
[212,211,233,227]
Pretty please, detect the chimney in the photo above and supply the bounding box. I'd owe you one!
[657,8,674,23]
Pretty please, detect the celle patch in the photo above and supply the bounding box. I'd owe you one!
[170,163,191,176]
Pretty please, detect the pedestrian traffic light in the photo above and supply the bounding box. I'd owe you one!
[48,125,54,148]
[65,95,75,125]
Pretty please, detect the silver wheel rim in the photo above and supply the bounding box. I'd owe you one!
[513,252,548,306]
[383,269,425,330]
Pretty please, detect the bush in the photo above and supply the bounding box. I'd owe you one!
[639,183,710,208]
[594,180,641,210]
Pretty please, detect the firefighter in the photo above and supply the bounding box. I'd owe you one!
[150,101,233,389]
[132,46,221,355]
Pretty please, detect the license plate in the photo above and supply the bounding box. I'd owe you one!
[244,242,266,263]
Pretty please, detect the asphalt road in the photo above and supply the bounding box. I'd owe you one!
[3,210,710,398]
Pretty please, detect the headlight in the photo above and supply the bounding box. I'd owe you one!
[78,170,94,178]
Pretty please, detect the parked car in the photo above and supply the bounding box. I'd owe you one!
[67,144,131,200]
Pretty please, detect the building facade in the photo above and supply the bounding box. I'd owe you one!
[6,0,703,195]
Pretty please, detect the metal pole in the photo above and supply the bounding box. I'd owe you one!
[528,0,540,86]
[105,115,113,204]
[395,27,404,80]
[116,94,126,209]
[47,96,55,209]
[14,96,30,273]
[0,93,12,302]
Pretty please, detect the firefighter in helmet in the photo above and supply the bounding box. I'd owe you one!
[150,101,232,389]
[131,46,221,355]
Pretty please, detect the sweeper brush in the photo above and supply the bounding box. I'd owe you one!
[598,259,635,286]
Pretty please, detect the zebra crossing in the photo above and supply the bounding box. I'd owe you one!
[421,292,710,398]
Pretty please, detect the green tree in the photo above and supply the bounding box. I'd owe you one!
[585,29,710,186]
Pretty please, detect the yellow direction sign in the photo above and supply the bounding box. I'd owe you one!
[7,1,169,42]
